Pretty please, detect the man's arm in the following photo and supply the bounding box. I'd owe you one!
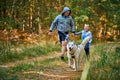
[70,17,75,33]
[49,16,58,32]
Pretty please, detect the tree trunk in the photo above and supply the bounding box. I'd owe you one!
[29,0,33,32]
[37,7,42,34]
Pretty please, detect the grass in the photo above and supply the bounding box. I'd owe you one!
[0,41,120,80]
[0,57,63,80]
[0,42,61,64]
[0,40,61,80]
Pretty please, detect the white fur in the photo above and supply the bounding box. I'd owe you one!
[67,36,90,71]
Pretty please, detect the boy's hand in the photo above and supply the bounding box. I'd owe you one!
[48,32,52,35]
[71,33,75,36]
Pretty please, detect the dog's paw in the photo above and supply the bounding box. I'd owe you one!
[72,65,75,69]
[73,69,77,71]
[67,65,71,68]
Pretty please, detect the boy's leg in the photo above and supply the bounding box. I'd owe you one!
[84,48,89,56]
[84,48,90,59]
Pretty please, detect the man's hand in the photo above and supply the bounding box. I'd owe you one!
[48,32,52,35]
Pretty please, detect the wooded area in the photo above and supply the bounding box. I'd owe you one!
[0,0,120,42]
[0,0,120,80]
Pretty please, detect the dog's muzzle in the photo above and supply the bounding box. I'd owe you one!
[69,47,72,51]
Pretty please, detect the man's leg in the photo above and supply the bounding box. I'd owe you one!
[61,41,67,60]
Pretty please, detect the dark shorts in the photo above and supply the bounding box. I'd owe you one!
[58,31,68,44]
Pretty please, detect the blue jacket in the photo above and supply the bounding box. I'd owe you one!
[75,30,92,48]
[49,7,75,33]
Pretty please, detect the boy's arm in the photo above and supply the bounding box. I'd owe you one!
[75,31,82,35]
[88,32,92,43]
[49,16,58,32]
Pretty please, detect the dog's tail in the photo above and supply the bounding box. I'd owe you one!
[80,37,90,47]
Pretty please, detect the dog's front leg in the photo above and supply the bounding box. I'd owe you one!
[67,52,71,67]
[74,58,78,71]
[73,58,75,69]
[75,57,79,71]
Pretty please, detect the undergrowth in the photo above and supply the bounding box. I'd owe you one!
[87,43,120,80]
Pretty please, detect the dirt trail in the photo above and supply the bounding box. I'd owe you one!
[1,52,61,68]
[23,65,83,79]
[23,62,83,80]
[1,52,85,80]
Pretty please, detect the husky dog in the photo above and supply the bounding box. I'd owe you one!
[67,37,90,71]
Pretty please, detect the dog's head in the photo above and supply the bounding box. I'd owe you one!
[67,41,75,51]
